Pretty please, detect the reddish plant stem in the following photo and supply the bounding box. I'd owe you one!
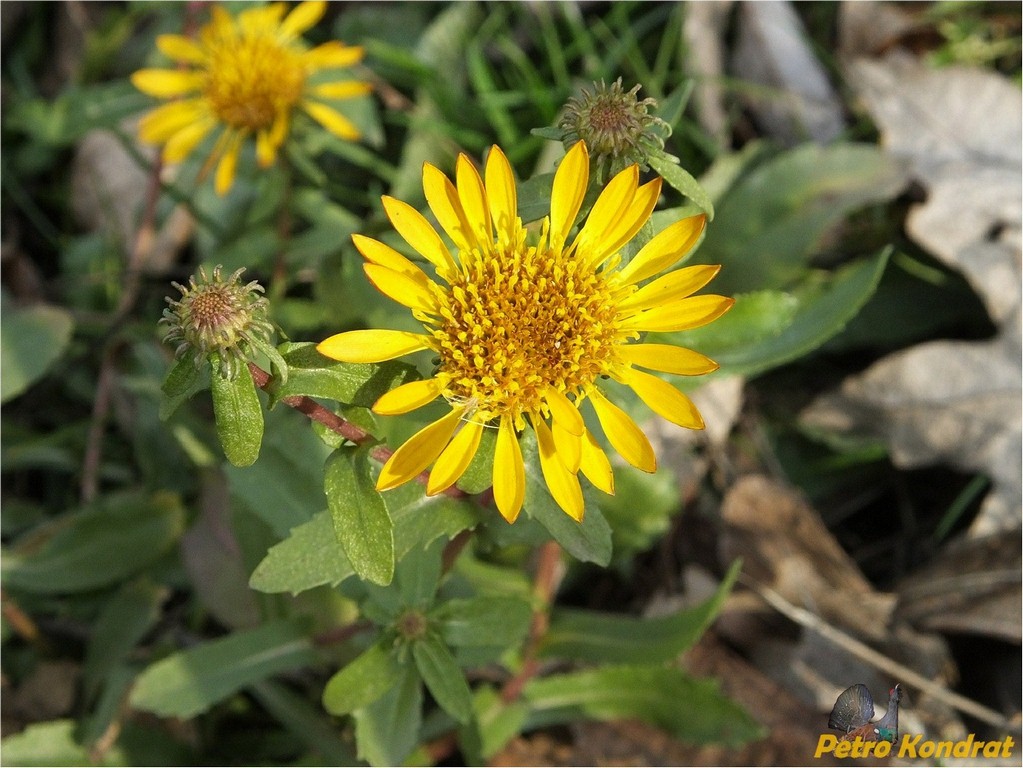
[312,619,376,648]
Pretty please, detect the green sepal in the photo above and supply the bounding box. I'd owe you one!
[210,354,263,467]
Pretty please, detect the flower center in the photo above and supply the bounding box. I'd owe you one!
[203,32,306,131]
[432,242,621,424]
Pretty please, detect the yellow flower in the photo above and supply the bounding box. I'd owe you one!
[131,1,369,195]
[317,141,732,523]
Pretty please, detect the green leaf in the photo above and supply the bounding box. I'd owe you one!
[0,720,109,767]
[459,686,529,763]
[524,665,762,746]
[516,171,555,225]
[130,620,318,719]
[0,297,74,404]
[694,143,906,294]
[413,635,473,723]
[322,640,403,716]
[597,464,680,561]
[455,425,496,494]
[648,153,714,220]
[325,447,395,586]
[672,250,890,378]
[269,342,420,407]
[521,430,613,565]
[159,355,209,420]
[431,596,532,648]
[539,560,741,663]
[249,680,358,765]
[653,81,694,133]
[210,358,264,467]
[1,492,186,595]
[353,663,423,767]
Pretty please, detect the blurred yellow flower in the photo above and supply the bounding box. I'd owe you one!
[318,141,732,523]
[131,1,369,194]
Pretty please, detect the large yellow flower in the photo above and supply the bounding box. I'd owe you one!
[318,141,732,523]
[131,1,369,195]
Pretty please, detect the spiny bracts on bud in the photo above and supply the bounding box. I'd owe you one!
[161,265,275,380]
[558,78,669,184]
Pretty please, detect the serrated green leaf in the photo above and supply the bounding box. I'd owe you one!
[325,447,394,586]
[0,297,74,404]
[1,492,185,595]
[648,153,714,220]
[269,342,419,407]
[539,560,741,663]
[322,641,402,716]
[159,355,209,420]
[353,663,423,767]
[131,620,317,718]
[210,359,263,467]
[413,635,473,723]
[431,596,532,648]
[524,665,762,746]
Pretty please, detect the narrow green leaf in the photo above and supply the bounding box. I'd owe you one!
[131,620,318,718]
[413,635,473,723]
[432,596,532,648]
[0,297,74,404]
[210,358,263,467]
[352,664,423,767]
[1,492,185,595]
[459,686,529,763]
[539,560,741,663]
[322,641,402,716]
[524,665,762,746]
[269,342,419,407]
[325,447,395,586]
[158,355,208,420]
[648,153,715,220]
[249,680,358,765]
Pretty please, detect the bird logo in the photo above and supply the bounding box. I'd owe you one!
[828,683,902,743]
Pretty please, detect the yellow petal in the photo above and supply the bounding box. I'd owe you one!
[532,416,584,521]
[352,234,431,287]
[545,386,583,436]
[382,196,457,275]
[317,329,430,363]
[619,344,719,376]
[138,100,206,143]
[423,163,474,253]
[427,420,484,495]
[574,164,636,257]
[618,295,735,333]
[617,265,722,313]
[485,145,518,244]
[589,389,656,473]
[579,428,614,495]
[155,34,206,64]
[303,100,361,140]
[162,119,213,163]
[456,154,492,246]
[549,141,589,250]
[373,378,444,416]
[214,132,244,196]
[364,263,439,314]
[621,368,704,430]
[596,178,661,263]
[617,214,707,285]
[131,69,205,98]
[377,409,463,492]
[304,41,365,69]
[255,127,278,168]
[311,81,373,100]
[280,0,325,39]
[493,416,525,523]
[552,419,581,474]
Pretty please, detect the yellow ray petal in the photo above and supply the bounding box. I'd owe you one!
[364,263,439,314]
[255,126,278,168]
[621,368,704,430]
[214,132,244,196]
[352,234,431,287]
[494,416,525,523]
[456,154,492,246]
[579,428,614,495]
[485,145,517,244]
[131,69,205,98]
[596,178,661,263]
[573,164,636,256]
[423,162,474,253]
[280,0,325,40]
[382,196,458,275]
[617,214,707,285]
[317,329,430,363]
[155,34,206,64]
[162,119,214,163]
[372,377,444,416]
[617,265,722,313]
[139,100,207,142]
[545,386,583,436]
[532,416,584,521]
[303,41,365,69]
[427,420,484,495]
[376,409,463,491]
[549,141,589,251]
[310,81,373,100]
[302,100,361,140]
[552,419,582,474]
[589,388,656,473]
[619,344,719,376]
[618,294,734,333]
